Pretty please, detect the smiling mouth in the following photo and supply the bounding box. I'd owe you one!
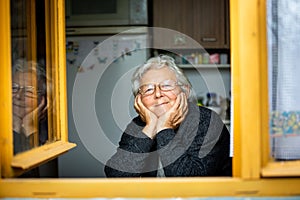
[155,102,168,107]
[13,103,26,108]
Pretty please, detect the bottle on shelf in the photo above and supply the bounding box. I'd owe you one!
[207,92,218,107]
[206,92,221,115]
[205,93,212,107]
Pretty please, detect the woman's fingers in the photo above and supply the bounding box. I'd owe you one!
[173,93,188,126]
[134,95,140,112]
[134,95,146,121]
[134,95,157,123]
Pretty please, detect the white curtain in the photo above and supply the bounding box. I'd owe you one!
[268,0,300,160]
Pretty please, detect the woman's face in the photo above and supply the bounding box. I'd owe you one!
[139,66,182,117]
[12,71,39,118]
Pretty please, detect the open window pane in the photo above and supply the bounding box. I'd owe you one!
[268,0,300,161]
[11,0,57,155]
[1,0,75,178]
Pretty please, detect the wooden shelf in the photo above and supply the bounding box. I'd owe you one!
[178,64,230,69]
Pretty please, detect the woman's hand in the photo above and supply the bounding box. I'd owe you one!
[156,92,188,133]
[13,114,23,133]
[134,95,158,138]
[22,96,47,137]
[134,94,157,124]
[134,93,188,138]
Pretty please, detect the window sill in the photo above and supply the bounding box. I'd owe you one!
[12,141,76,170]
[261,160,300,177]
[1,178,300,197]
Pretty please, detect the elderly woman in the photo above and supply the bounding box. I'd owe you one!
[105,55,232,177]
[12,59,51,177]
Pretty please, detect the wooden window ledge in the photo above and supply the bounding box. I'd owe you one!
[12,141,76,170]
[261,160,300,177]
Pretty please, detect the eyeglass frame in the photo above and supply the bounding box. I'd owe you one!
[12,82,44,98]
[138,80,183,97]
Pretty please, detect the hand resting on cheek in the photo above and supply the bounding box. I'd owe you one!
[134,92,188,139]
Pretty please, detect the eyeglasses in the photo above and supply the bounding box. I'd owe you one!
[138,80,181,97]
[12,83,41,98]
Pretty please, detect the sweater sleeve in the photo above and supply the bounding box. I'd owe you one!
[104,118,158,177]
[156,109,232,177]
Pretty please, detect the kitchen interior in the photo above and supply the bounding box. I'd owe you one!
[3,0,300,197]
[58,0,232,177]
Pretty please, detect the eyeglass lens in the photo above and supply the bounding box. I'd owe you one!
[12,83,37,97]
[139,80,178,96]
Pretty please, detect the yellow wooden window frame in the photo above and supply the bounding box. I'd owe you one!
[0,0,75,178]
[0,0,300,198]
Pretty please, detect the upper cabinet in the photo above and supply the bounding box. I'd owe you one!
[153,0,230,49]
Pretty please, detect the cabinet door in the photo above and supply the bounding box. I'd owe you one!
[153,0,195,49]
[193,0,229,49]
[152,0,229,49]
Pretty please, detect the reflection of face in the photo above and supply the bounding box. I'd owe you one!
[140,66,181,117]
[12,71,38,118]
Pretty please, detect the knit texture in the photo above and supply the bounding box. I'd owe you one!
[105,103,232,177]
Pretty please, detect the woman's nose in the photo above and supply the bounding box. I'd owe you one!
[154,85,162,97]
[14,88,25,99]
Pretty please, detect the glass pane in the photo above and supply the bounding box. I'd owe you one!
[268,0,300,160]
[11,0,55,155]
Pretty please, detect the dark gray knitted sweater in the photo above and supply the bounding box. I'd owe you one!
[105,103,232,177]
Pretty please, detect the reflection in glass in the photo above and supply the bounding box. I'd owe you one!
[11,0,54,155]
[268,0,300,160]
[12,59,48,154]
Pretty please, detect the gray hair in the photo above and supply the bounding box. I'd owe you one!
[131,55,196,102]
[12,58,47,94]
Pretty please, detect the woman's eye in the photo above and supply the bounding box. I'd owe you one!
[161,84,173,90]
[25,87,35,93]
[25,90,34,94]
[144,88,154,94]
[12,86,18,91]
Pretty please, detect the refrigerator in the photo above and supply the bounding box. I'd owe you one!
[59,30,150,177]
